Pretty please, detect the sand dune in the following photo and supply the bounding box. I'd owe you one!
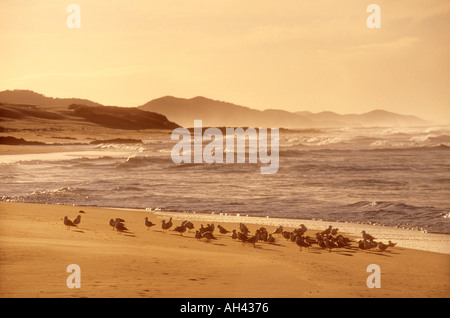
[0,202,448,298]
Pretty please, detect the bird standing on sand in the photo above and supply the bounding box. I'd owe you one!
[299,224,307,234]
[281,231,291,240]
[322,225,333,236]
[161,217,173,232]
[217,224,231,234]
[73,215,81,226]
[259,228,268,241]
[362,230,376,242]
[378,242,389,252]
[240,223,250,235]
[237,232,248,243]
[64,216,77,230]
[358,240,367,251]
[195,230,202,241]
[245,236,258,248]
[144,217,156,229]
[173,224,187,236]
[267,234,275,244]
[388,241,397,247]
[324,237,338,252]
[296,235,311,251]
[204,223,215,233]
[114,219,128,233]
[272,225,283,236]
[182,220,195,231]
[231,229,237,240]
[202,232,217,243]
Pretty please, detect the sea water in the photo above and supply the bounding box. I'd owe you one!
[1,126,449,235]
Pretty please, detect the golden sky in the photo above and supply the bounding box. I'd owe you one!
[1,0,449,122]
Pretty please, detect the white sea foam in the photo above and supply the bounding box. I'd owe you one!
[0,150,133,164]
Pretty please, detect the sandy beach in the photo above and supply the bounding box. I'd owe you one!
[0,201,448,298]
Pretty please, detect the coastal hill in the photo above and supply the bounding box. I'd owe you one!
[0,90,179,131]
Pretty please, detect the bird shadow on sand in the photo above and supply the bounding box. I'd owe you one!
[368,251,392,257]
[115,231,136,237]
[70,229,85,233]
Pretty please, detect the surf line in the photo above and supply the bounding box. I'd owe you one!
[171,120,279,174]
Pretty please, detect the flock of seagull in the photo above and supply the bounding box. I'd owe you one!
[63,212,398,253]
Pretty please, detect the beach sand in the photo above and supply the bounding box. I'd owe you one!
[0,201,448,298]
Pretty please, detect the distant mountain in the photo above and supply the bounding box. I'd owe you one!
[139,96,313,128]
[0,89,102,107]
[295,109,430,127]
[140,96,431,128]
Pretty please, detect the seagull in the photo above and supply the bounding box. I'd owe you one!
[239,223,250,235]
[336,235,351,248]
[304,236,317,246]
[281,231,291,240]
[173,224,187,236]
[321,225,333,236]
[182,221,195,231]
[217,224,231,234]
[195,230,202,241]
[246,236,258,248]
[358,240,367,251]
[114,219,128,233]
[231,229,237,240]
[202,232,217,243]
[166,217,173,230]
[161,217,172,232]
[289,232,296,242]
[259,228,268,241]
[272,225,283,236]
[317,237,326,249]
[267,234,275,244]
[109,218,115,230]
[144,217,156,229]
[296,235,311,251]
[324,237,337,252]
[64,216,77,229]
[364,239,377,251]
[79,210,86,214]
[362,230,376,242]
[388,241,397,247]
[204,223,215,233]
[331,228,339,236]
[299,224,307,233]
[378,242,389,252]
[73,215,81,226]
[237,232,248,243]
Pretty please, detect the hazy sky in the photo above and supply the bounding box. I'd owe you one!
[1,0,449,122]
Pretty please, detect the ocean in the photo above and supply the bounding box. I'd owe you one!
[1,126,450,234]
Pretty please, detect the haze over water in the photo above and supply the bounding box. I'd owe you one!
[1,126,450,234]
